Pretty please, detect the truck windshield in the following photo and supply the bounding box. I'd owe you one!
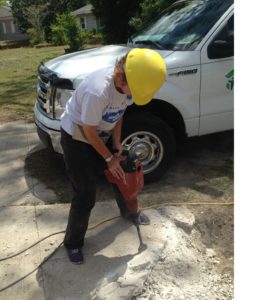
[130,0,233,51]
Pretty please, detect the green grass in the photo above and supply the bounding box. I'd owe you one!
[0,44,102,123]
[0,46,66,123]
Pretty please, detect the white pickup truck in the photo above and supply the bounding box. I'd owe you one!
[34,0,234,182]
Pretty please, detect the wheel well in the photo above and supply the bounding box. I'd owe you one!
[125,99,187,141]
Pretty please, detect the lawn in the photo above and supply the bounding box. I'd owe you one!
[0,46,67,123]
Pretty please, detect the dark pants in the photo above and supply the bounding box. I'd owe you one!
[60,127,130,249]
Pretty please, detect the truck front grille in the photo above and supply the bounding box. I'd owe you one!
[37,75,54,118]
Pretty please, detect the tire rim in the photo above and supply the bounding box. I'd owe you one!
[122,131,164,174]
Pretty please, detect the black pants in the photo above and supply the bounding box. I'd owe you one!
[60,127,130,249]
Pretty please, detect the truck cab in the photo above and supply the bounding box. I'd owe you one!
[34,0,234,182]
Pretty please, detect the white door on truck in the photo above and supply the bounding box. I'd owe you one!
[199,13,234,135]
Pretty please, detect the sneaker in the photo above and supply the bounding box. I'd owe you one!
[66,248,84,264]
[134,212,150,225]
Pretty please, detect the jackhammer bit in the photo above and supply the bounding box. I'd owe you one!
[134,219,147,252]
[136,225,147,252]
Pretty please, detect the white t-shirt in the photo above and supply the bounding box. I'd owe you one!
[61,66,133,136]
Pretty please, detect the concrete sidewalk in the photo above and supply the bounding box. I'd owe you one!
[0,121,175,299]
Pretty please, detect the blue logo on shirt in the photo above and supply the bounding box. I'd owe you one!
[102,109,125,123]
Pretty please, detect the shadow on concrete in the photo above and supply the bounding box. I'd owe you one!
[24,146,114,204]
[24,130,234,204]
[36,218,138,299]
[24,148,74,204]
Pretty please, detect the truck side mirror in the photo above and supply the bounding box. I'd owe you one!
[208,38,234,59]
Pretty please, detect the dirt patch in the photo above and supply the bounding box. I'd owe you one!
[194,206,234,261]
[132,206,234,300]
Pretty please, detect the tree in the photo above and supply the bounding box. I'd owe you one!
[129,0,176,32]
[0,0,7,6]
[88,0,177,44]
[89,0,142,44]
[9,0,87,39]
[25,4,47,45]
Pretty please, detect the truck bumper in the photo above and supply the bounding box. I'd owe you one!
[34,103,63,153]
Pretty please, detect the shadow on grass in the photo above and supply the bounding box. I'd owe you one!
[0,76,37,106]
[24,130,233,204]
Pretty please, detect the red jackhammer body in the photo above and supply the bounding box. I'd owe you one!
[104,154,144,214]
[104,153,146,251]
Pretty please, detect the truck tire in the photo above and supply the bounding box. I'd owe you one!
[122,112,176,183]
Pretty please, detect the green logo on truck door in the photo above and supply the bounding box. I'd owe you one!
[225,69,234,90]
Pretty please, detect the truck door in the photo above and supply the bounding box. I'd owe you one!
[199,14,234,135]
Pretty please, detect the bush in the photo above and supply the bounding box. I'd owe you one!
[26,28,45,46]
[66,19,87,51]
[51,14,87,51]
[50,24,67,46]
[86,29,103,44]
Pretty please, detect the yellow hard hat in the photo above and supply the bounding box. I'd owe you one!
[125,48,167,106]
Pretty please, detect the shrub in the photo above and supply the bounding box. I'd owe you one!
[26,28,45,46]
[86,29,103,44]
[51,24,67,46]
[51,14,87,51]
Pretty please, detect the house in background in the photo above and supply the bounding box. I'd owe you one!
[72,4,100,32]
[0,6,28,41]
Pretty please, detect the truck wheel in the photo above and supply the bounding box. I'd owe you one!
[122,113,175,183]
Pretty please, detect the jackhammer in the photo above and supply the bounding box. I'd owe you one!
[104,151,147,252]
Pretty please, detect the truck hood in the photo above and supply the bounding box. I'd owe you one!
[44,45,173,88]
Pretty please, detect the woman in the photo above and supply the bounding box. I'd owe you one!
[60,48,167,264]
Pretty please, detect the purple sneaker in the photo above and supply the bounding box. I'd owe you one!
[135,211,150,225]
[66,248,84,264]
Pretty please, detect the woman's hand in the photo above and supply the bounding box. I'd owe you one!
[107,156,125,180]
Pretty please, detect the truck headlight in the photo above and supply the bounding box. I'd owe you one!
[54,88,74,119]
